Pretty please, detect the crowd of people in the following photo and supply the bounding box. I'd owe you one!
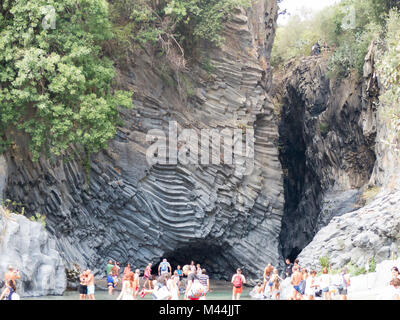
[75,257,400,301]
[77,259,211,300]
[250,258,352,300]
[3,257,400,300]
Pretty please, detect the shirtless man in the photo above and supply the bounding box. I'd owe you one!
[79,270,88,300]
[4,266,20,287]
[291,266,303,300]
[86,269,96,300]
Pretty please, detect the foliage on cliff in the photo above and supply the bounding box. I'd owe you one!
[109,0,251,70]
[271,0,399,78]
[0,0,133,161]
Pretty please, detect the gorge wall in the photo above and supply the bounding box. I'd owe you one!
[274,53,377,260]
[2,0,284,281]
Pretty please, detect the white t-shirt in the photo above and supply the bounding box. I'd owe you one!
[319,274,331,288]
[392,286,400,300]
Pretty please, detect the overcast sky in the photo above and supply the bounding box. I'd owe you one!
[277,0,341,25]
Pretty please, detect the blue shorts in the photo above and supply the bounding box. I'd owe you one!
[322,287,329,293]
[293,285,301,293]
[87,285,95,295]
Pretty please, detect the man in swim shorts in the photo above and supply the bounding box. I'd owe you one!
[290,266,303,300]
[79,270,88,300]
[107,272,115,295]
[231,268,246,300]
[86,269,96,300]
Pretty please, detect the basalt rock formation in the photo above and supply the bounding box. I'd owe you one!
[274,53,377,260]
[297,44,400,270]
[0,208,66,297]
[3,0,283,282]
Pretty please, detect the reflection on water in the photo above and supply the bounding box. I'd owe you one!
[24,281,253,300]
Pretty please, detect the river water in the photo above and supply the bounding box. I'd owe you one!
[24,281,253,300]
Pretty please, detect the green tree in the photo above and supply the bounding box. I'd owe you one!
[0,0,133,161]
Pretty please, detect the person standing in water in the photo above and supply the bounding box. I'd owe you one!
[290,266,303,300]
[305,270,318,300]
[198,269,210,300]
[86,270,96,300]
[143,263,152,290]
[263,263,274,297]
[107,272,115,296]
[117,271,134,300]
[158,258,171,276]
[285,259,293,279]
[106,260,113,277]
[166,273,179,300]
[79,270,88,300]
[231,268,246,300]
[183,265,206,300]
[176,265,183,280]
[338,268,351,300]
[319,267,331,300]
[270,268,283,300]
[0,280,19,300]
[133,269,141,299]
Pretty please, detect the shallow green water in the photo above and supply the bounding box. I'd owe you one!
[24,281,253,300]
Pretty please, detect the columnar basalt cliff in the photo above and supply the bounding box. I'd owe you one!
[275,53,377,260]
[3,0,284,281]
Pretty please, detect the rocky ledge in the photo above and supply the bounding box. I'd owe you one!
[0,207,66,297]
[297,190,400,270]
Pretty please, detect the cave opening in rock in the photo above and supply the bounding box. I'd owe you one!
[151,242,236,281]
[278,86,323,261]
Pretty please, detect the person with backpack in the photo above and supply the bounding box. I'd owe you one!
[158,258,171,276]
[338,268,350,300]
[182,265,206,300]
[231,268,246,300]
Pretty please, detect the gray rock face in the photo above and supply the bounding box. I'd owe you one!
[3,0,283,281]
[297,190,400,271]
[275,55,376,259]
[0,208,66,297]
[296,42,400,272]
